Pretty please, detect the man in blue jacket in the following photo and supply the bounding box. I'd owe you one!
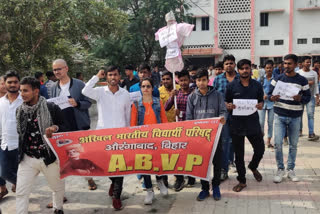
[48,59,94,207]
[129,63,160,97]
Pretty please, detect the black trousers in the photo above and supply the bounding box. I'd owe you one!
[175,175,195,183]
[109,177,123,199]
[231,134,265,184]
[143,175,167,189]
[201,139,222,191]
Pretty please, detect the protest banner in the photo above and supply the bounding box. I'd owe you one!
[45,118,222,181]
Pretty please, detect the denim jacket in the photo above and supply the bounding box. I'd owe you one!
[136,97,161,125]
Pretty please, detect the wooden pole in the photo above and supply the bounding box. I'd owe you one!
[172,72,178,122]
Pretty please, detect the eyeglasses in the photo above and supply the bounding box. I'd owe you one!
[53,67,65,72]
[141,85,152,89]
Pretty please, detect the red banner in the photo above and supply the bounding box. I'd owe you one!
[45,118,222,181]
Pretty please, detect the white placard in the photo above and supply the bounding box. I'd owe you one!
[158,24,178,48]
[166,47,180,59]
[130,91,142,104]
[232,99,258,116]
[47,96,72,110]
[272,81,300,101]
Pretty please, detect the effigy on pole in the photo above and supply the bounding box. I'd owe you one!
[155,11,194,121]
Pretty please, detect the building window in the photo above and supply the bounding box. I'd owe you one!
[192,18,196,31]
[260,57,269,67]
[260,13,268,26]
[201,17,209,31]
[274,40,284,45]
[260,40,269,46]
[274,57,283,64]
[312,38,320,44]
[297,38,307,44]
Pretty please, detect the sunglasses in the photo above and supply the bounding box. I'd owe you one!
[53,66,66,72]
[141,85,152,89]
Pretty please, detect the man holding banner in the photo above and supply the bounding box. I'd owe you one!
[16,77,66,214]
[186,68,226,201]
[82,65,131,210]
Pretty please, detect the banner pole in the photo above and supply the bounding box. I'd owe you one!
[173,72,178,122]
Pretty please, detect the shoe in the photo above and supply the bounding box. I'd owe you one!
[157,179,168,196]
[0,189,8,200]
[308,134,319,141]
[232,183,247,192]
[250,169,262,182]
[47,197,67,209]
[108,183,114,197]
[212,186,221,201]
[112,198,123,210]
[229,161,236,168]
[144,189,154,205]
[220,169,229,182]
[283,137,288,146]
[186,177,195,187]
[54,210,64,214]
[174,179,185,192]
[273,169,285,183]
[88,179,97,190]
[287,170,299,182]
[196,190,209,201]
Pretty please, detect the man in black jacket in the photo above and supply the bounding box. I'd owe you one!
[16,77,66,214]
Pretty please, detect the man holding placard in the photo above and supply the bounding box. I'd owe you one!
[269,54,311,183]
[225,59,265,192]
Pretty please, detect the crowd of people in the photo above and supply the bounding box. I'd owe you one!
[0,53,318,213]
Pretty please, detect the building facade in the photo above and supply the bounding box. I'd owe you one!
[183,0,320,67]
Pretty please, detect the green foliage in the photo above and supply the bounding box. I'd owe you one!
[0,0,127,76]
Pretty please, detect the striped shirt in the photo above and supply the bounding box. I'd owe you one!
[268,73,311,118]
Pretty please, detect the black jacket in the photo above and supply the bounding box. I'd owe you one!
[17,102,68,166]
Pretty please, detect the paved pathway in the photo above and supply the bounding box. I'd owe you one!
[1,105,320,214]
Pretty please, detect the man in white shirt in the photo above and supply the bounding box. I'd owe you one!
[82,65,131,210]
[0,71,23,198]
[298,56,320,141]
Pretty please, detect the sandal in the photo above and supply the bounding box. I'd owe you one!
[267,144,274,148]
[0,189,8,200]
[46,197,68,208]
[88,179,97,191]
[251,169,263,182]
[11,184,16,193]
[232,183,247,192]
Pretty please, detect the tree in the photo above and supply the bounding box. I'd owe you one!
[0,0,128,75]
[94,0,192,67]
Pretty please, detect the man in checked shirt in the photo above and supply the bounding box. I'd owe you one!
[165,69,195,191]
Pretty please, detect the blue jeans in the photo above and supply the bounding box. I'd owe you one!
[221,116,232,172]
[258,108,274,138]
[0,148,19,185]
[300,97,315,135]
[274,114,300,170]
